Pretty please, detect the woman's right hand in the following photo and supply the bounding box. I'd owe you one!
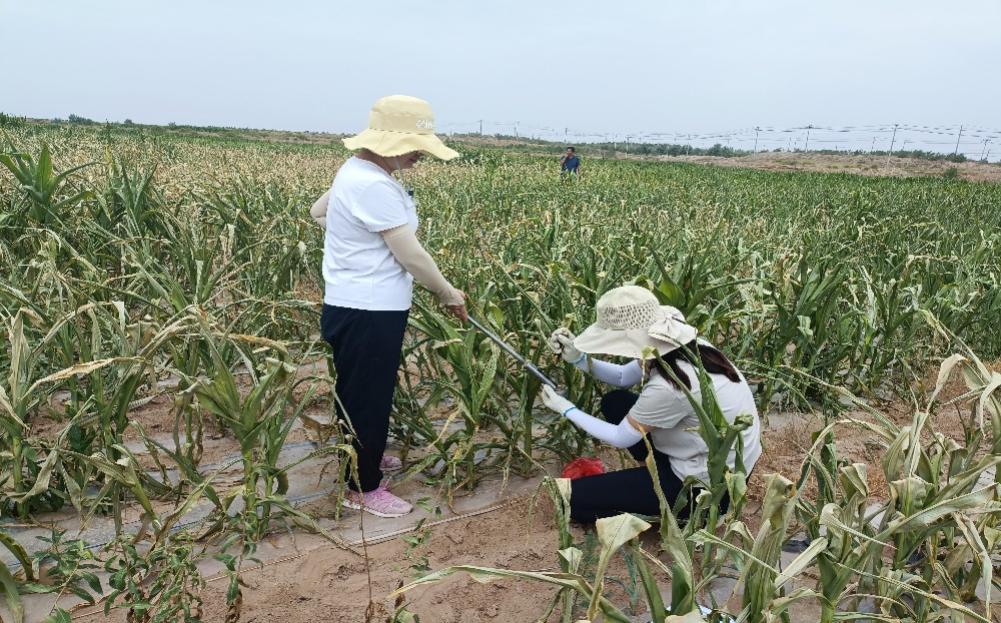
[541,385,576,415]
[445,289,468,322]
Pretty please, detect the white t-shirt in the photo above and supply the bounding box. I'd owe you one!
[322,157,418,311]
[628,359,762,483]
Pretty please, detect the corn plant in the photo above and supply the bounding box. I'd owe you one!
[405,305,503,494]
[0,306,139,517]
[0,143,95,225]
[791,343,1001,622]
[692,474,823,623]
[183,328,296,539]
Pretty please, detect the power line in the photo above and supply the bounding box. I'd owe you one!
[444,119,1001,161]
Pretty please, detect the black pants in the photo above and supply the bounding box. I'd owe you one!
[321,304,409,492]
[569,390,728,523]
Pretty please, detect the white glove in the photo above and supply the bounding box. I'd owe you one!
[541,385,576,416]
[547,328,584,364]
[542,386,645,449]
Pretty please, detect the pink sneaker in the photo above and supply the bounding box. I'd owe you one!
[380,454,403,472]
[343,486,413,518]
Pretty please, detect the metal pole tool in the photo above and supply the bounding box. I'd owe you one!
[467,315,560,390]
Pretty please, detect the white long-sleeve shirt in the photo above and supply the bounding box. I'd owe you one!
[575,352,761,483]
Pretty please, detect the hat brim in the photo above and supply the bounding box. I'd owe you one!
[342,129,459,161]
[573,307,698,360]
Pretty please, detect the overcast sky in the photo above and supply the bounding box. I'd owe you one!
[3,1,999,155]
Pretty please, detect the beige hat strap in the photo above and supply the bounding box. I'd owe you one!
[370,110,435,135]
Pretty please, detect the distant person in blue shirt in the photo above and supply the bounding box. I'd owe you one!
[560,146,580,176]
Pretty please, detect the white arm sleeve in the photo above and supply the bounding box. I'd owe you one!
[381,225,463,306]
[309,190,330,228]
[564,408,644,448]
[574,358,643,387]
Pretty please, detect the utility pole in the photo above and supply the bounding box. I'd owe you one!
[888,124,899,152]
[980,138,991,162]
[564,127,568,143]
[804,125,812,151]
[886,123,899,167]
[478,119,483,135]
[870,137,876,153]
[514,121,519,138]
[953,125,963,155]
[753,126,761,153]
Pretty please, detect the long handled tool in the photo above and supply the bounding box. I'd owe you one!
[467,315,560,390]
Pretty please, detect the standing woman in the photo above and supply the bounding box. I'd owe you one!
[539,286,761,523]
[312,95,467,517]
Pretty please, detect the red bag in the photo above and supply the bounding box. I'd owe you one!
[561,457,606,480]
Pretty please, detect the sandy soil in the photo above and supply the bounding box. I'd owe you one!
[90,496,655,623]
[203,497,566,623]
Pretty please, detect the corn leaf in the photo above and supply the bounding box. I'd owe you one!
[0,561,24,623]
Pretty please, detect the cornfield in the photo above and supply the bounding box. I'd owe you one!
[2,119,1001,622]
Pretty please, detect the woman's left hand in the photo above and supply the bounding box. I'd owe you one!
[548,328,583,364]
[541,385,575,415]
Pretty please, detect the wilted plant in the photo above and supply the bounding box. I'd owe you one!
[3,121,1001,620]
[406,303,504,494]
[0,305,141,517]
[790,334,1001,622]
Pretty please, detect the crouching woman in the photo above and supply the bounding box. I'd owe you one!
[540,285,761,523]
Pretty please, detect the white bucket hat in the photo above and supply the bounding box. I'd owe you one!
[573,285,698,360]
[342,95,459,161]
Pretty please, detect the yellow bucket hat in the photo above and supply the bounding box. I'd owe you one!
[342,95,459,161]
